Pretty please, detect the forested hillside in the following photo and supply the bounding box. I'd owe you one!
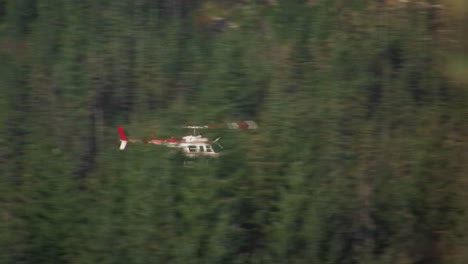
[1,0,467,263]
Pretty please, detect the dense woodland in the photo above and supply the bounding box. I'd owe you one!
[1,0,468,263]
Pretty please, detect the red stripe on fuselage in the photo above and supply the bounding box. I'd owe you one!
[184,152,220,156]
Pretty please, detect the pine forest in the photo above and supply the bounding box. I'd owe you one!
[1,0,468,263]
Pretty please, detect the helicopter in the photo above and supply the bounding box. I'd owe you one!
[118,120,258,157]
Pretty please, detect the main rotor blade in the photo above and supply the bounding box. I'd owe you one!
[183,121,258,130]
[224,121,258,129]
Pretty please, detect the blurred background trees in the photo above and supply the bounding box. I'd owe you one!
[1,0,467,263]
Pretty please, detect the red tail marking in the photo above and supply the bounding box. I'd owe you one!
[118,127,127,141]
[167,138,178,143]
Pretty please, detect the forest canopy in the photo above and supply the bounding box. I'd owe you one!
[1,0,467,263]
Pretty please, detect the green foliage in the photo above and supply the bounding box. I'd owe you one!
[1,1,468,264]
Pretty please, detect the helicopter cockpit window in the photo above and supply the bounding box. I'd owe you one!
[199,146,205,152]
[188,145,197,152]
[206,145,213,152]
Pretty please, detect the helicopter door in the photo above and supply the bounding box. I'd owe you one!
[188,145,197,153]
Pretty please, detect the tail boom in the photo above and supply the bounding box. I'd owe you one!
[117,126,173,150]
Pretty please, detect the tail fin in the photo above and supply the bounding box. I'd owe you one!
[119,140,127,150]
[118,127,128,150]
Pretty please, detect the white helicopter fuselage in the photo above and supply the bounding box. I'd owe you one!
[118,120,259,157]
[178,135,220,157]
